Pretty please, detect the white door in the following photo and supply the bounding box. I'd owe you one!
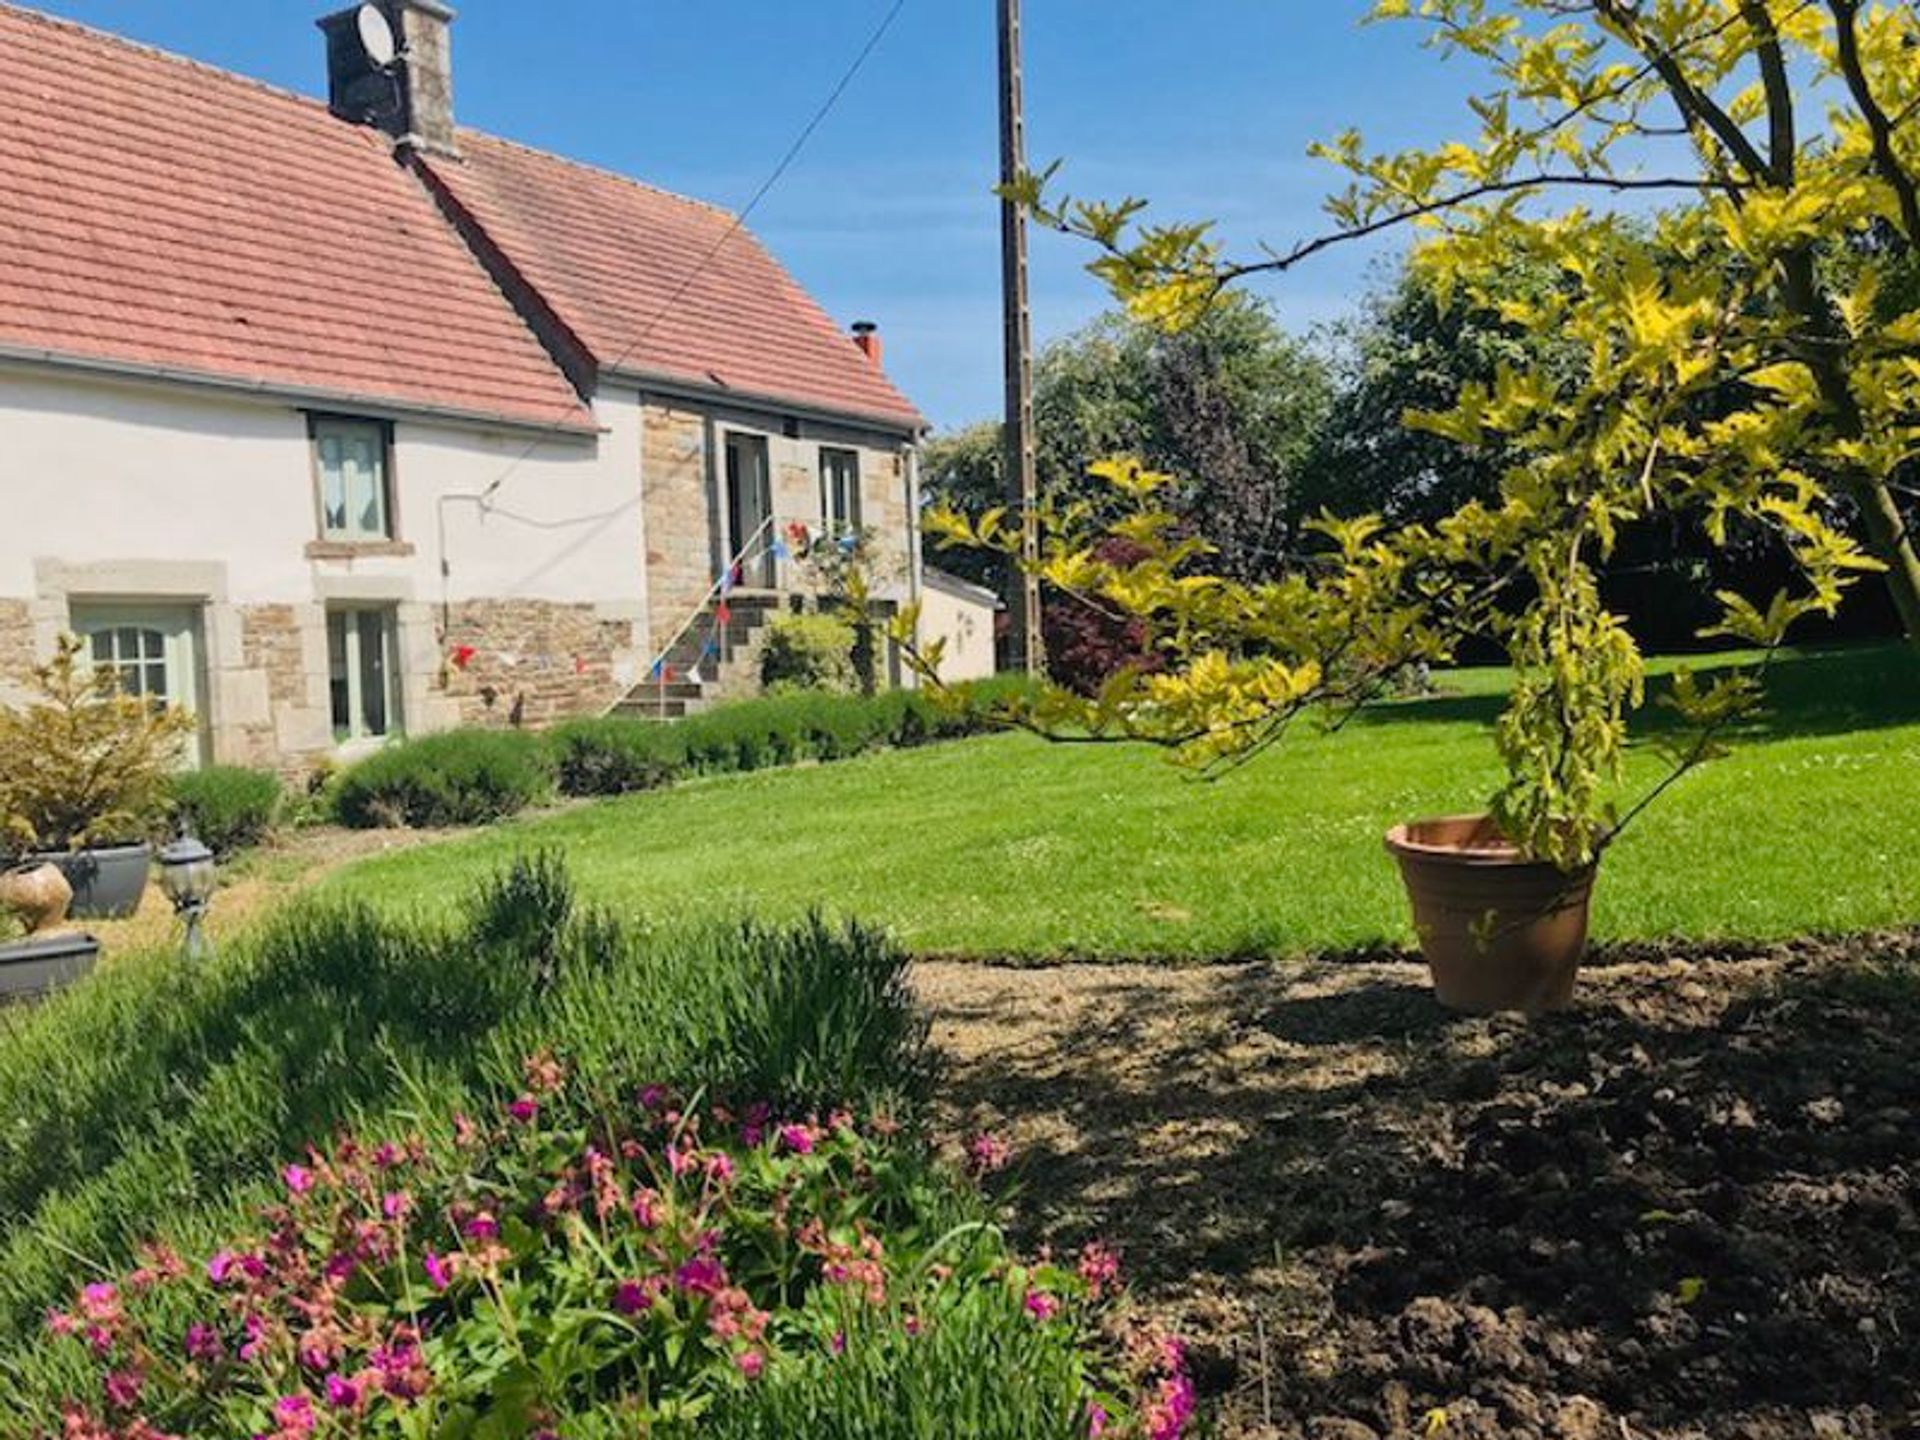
[71,604,207,766]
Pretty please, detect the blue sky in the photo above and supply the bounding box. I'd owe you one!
[33,2,1475,429]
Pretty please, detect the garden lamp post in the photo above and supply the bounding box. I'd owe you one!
[158,828,216,961]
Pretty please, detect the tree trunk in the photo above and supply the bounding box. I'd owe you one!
[1842,471,1920,644]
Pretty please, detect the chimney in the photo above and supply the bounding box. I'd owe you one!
[319,1,459,155]
[850,320,883,366]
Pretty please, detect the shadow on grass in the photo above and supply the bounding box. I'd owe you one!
[1358,643,1920,747]
[930,940,1920,1435]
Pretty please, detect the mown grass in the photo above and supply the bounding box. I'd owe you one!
[331,643,1920,958]
[0,856,931,1419]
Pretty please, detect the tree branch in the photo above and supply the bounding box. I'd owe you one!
[1828,0,1920,245]
[1593,0,1775,183]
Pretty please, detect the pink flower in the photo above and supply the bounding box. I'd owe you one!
[1024,1289,1060,1322]
[382,1191,412,1220]
[966,1132,1012,1176]
[1088,1401,1110,1438]
[777,1123,816,1155]
[639,1084,668,1111]
[452,1113,479,1147]
[630,1188,661,1229]
[506,1095,539,1124]
[283,1164,314,1195]
[705,1152,735,1184]
[1077,1241,1122,1298]
[830,1330,847,1355]
[273,1394,316,1437]
[422,1250,452,1291]
[462,1212,500,1240]
[323,1373,361,1410]
[102,1369,142,1410]
[78,1284,120,1324]
[206,1251,237,1285]
[736,1349,765,1380]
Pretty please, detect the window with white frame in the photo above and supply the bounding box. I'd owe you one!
[327,606,401,743]
[819,447,862,536]
[313,416,394,542]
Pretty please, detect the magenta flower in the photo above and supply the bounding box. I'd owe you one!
[674,1256,726,1297]
[422,1249,452,1292]
[1024,1289,1059,1322]
[1088,1401,1110,1438]
[612,1280,652,1315]
[639,1084,668,1111]
[777,1123,816,1155]
[736,1349,765,1380]
[1077,1240,1122,1298]
[323,1372,361,1410]
[630,1188,661,1228]
[705,1152,736,1184]
[382,1191,412,1220]
[462,1212,500,1240]
[274,1394,317,1437]
[507,1095,539,1124]
[282,1163,314,1195]
[184,1322,222,1363]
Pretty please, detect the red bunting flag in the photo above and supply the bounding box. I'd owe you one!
[715,601,732,626]
[574,655,588,675]
[450,645,477,671]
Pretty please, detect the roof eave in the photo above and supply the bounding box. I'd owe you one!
[603,364,925,439]
[0,343,604,439]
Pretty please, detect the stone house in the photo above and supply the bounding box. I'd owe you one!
[0,1,986,773]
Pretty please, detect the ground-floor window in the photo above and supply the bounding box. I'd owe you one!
[71,602,206,766]
[327,606,401,743]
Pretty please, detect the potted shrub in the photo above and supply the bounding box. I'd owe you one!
[904,448,1855,1014]
[0,636,196,919]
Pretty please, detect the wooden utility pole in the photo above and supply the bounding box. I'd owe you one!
[998,0,1043,676]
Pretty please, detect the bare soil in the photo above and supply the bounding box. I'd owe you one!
[917,935,1920,1440]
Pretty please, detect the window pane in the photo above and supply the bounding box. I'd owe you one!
[328,612,352,737]
[144,663,166,698]
[316,423,388,539]
[90,632,112,665]
[357,610,389,738]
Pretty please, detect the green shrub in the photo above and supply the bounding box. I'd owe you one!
[167,765,283,855]
[333,729,554,828]
[548,716,683,796]
[760,612,858,693]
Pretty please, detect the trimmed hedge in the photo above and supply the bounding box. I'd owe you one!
[549,678,1035,799]
[166,765,283,855]
[335,681,1036,826]
[332,729,554,829]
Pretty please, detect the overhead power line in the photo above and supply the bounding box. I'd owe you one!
[473,0,912,505]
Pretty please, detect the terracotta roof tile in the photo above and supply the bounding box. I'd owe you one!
[0,4,592,431]
[423,134,925,433]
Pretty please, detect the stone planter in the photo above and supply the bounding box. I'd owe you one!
[0,931,100,1001]
[34,843,154,920]
[1384,814,1597,1015]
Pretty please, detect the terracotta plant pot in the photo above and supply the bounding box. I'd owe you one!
[1384,814,1597,1015]
[34,843,154,921]
[0,862,74,934]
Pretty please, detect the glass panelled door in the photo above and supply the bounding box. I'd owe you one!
[72,604,207,766]
[724,433,776,588]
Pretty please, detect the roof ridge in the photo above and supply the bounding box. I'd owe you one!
[454,127,738,222]
[0,1,332,117]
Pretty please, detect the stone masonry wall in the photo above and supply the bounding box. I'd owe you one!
[0,599,35,704]
[642,404,714,653]
[440,600,641,730]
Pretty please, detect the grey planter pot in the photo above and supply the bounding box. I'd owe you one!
[34,843,153,920]
[0,931,100,1000]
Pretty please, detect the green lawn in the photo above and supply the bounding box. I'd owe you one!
[335,643,1920,959]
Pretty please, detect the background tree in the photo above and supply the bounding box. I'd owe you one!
[922,295,1333,585]
[1021,0,1920,648]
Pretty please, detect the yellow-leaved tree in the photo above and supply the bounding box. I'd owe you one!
[903,0,1915,869]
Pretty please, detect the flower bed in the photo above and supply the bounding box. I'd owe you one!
[44,1058,1188,1439]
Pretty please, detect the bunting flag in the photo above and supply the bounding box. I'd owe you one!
[770,538,792,562]
[574,655,589,676]
[715,600,732,626]
[837,532,859,554]
[450,645,478,671]
[650,658,665,681]
[686,665,705,687]
[701,635,720,659]
[729,563,744,588]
